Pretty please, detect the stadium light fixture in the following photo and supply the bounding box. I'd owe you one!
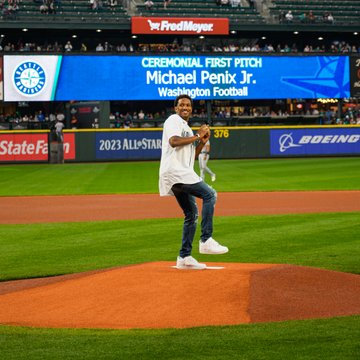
[354,32,358,35]
[72,34,77,39]
[199,35,205,39]
[261,36,266,40]
[318,37,324,40]
[293,31,299,35]
[132,35,137,39]
[22,28,28,32]
[96,29,102,33]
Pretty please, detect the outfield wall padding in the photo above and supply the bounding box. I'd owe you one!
[0,126,359,163]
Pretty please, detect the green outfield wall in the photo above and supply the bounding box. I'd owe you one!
[0,125,359,163]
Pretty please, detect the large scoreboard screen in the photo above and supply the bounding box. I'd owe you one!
[3,55,350,101]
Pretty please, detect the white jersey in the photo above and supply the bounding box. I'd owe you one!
[159,114,202,196]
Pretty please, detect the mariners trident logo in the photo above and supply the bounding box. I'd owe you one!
[13,61,46,96]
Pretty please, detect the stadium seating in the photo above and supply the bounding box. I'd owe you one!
[4,0,130,24]
[270,0,360,25]
[3,1,359,27]
[136,0,266,24]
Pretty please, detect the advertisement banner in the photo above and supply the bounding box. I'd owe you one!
[95,131,162,160]
[3,55,350,101]
[350,56,360,98]
[131,17,229,35]
[0,133,75,162]
[270,128,360,156]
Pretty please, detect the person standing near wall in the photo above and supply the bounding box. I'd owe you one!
[198,139,216,182]
[54,119,64,142]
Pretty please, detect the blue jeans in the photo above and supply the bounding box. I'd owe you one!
[172,181,217,258]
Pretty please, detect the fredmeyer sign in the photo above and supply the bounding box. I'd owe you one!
[3,55,350,101]
[131,17,229,35]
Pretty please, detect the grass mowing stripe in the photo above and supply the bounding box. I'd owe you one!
[0,157,360,196]
[1,212,359,281]
[0,316,359,360]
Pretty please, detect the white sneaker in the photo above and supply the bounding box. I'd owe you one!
[199,237,228,255]
[176,256,206,270]
[211,174,216,182]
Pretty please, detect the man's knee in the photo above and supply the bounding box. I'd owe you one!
[205,188,217,205]
[184,211,198,224]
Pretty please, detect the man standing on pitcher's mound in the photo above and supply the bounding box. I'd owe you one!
[159,94,228,270]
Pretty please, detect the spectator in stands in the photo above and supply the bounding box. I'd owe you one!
[228,43,236,52]
[71,115,78,129]
[49,112,56,123]
[282,44,291,53]
[307,10,315,23]
[56,112,65,123]
[53,41,63,52]
[123,112,133,128]
[104,41,112,51]
[264,43,275,52]
[138,110,145,120]
[96,43,104,51]
[212,45,223,52]
[37,110,45,122]
[8,0,19,13]
[278,10,285,23]
[40,1,48,14]
[90,0,102,11]
[64,41,73,52]
[144,0,154,10]
[109,0,117,10]
[291,43,298,53]
[230,0,240,7]
[118,43,127,52]
[299,12,307,23]
[324,12,334,24]
[163,0,171,9]
[340,42,351,53]
[220,0,229,5]
[80,43,87,52]
[285,10,293,23]
[92,118,99,129]
[248,0,255,9]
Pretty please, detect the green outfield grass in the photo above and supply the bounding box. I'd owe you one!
[0,212,359,281]
[0,157,360,196]
[0,158,359,359]
[0,316,359,360]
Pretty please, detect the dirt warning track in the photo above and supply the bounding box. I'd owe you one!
[0,190,359,224]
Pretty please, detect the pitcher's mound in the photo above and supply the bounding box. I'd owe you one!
[0,262,359,329]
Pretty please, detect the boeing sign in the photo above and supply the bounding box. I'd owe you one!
[271,128,360,156]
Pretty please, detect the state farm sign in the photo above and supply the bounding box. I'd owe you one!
[132,17,229,35]
[0,133,75,162]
